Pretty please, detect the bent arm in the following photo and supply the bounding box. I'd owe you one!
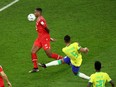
[0,71,9,83]
[79,47,89,53]
[0,71,12,87]
[40,20,50,33]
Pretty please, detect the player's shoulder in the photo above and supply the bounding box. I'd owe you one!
[90,73,96,77]
[74,42,79,44]
[101,72,109,76]
[40,16,45,20]
[62,46,66,52]
[72,42,79,45]
[99,72,107,74]
[71,42,80,48]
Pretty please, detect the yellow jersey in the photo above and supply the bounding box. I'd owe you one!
[62,42,82,67]
[89,72,112,87]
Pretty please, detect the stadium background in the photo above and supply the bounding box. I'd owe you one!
[0,0,116,87]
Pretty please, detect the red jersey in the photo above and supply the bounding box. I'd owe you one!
[0,66,4,87]
[36,16,50,38]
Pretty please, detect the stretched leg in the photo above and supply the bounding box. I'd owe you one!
[39,56,70,68]
[44,48,63,60]
[72,65,90,80]
[45,60,62,68]
[78,72,90,80]
[29,45,41,73]
[42,36,63,60]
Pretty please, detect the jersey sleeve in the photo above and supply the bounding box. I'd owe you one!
[75,42,81,51]
[0,66,3,72]
[105,73,112,82]
[40,19,47,28]
[78,45,81,51]
[89,74,94,83]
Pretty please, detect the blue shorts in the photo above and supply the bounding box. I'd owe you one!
[63,56,80,75]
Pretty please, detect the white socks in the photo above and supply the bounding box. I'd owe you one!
[45,60,90,80]
[46,60,62,67]
[78,72,90,80]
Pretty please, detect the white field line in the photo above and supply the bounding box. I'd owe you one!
[0,0,19,12]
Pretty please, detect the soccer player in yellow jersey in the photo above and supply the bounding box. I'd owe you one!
[87,61,115,87]
[39,35,90,80]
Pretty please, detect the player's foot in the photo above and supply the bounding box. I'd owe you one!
[38,63,47,68]
[29,68,39,73]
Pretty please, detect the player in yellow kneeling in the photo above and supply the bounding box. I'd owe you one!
[87,61,115,87]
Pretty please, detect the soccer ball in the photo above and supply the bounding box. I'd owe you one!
[27,14,36,21]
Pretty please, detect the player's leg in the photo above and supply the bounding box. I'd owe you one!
[44,49,63,60]
[71,65,90,80]
[31,45,41,68]
[42,36,63,60]
[78,72,90,80]
[39,59,62,68]
[39,56,70,68]
[29,45,41,73]
[29,38,41,73]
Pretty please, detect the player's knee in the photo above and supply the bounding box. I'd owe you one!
[61,59,65,64]
[73,72,78,76]
[45,52,52,58]
[46,54,52,58]
[31,50,35,53]
[31,49,37,53]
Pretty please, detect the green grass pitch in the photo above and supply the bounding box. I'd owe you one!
[0,0,116,87]
[0,0,13,8]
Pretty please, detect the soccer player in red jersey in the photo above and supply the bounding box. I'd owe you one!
[0,65,12,87]
[29,8,63,73]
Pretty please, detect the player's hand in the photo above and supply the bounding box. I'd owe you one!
[50,38,56,42]
[8,82,12,87]
[84,47,89,53]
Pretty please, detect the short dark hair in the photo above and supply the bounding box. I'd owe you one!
[64,35,71,43]
[95,61,101,71]
[35,8,42,12]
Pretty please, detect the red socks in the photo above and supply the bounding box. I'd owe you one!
[51,53,63,60]
[31,53,38,69]
[31,53,62,68]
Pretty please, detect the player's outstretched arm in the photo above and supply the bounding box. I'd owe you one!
[110,80,115,87]
[79,47,89,53]
[0,71,12,87]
